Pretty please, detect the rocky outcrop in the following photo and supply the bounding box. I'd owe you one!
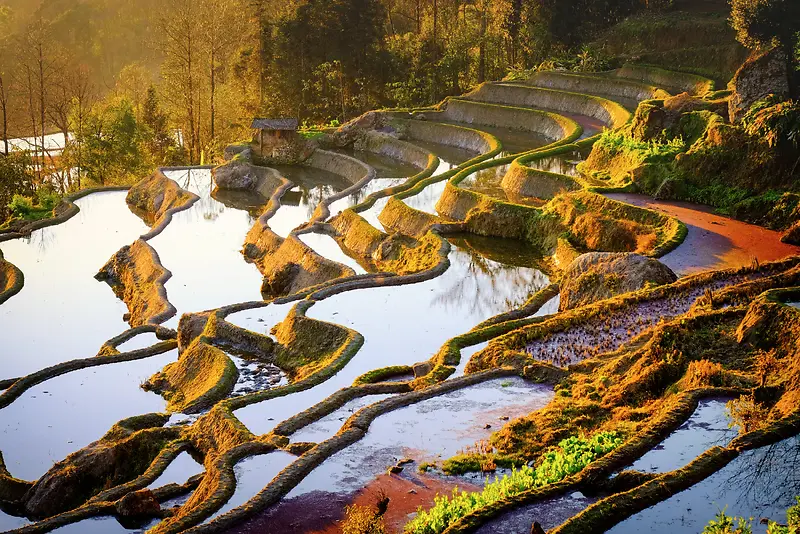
[213,160,285,198]
[781,221,800,246]
[144,338,239,413]
[115,488,161,518]
[96,239,175,327]
[729,47,790,123]
[328,111,392,147]
[23,414,178,519]
[559,252,677,311]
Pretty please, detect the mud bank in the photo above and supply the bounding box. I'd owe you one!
[0,250,23,305]
[606,193,800,275]
[96,239,175,327]
[125,169,199,239]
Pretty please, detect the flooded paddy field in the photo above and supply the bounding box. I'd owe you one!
[1,64,799,534]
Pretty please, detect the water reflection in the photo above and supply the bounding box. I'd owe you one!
[235,237,550,436]
[0,349,175,481]
[150,170,265,327]
[0,192,147,378]
[611,435,800,533]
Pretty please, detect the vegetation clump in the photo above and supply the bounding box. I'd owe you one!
[404,431,622,534]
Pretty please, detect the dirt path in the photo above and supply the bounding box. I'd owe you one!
[606,193,800,275]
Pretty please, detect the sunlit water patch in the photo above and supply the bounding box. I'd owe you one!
[297,233,367,275]
[235,238,550,435]
[0,191,147,378]
[151,170,264,328]
[0,349,176,481]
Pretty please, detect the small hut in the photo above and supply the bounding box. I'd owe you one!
[252,118,299,153]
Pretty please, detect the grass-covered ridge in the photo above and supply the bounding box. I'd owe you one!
[405,431,622,534]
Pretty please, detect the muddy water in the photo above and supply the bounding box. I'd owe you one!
[629,399,737,474]
[525,272,763,366]
[605,193,800,276]
[232,377,553,534]
[474,491,596,534]
[610,435,800,534]
[0,192,147,378]
[0,348,176,482]
[149,170,264,327]
[235,238,550,435]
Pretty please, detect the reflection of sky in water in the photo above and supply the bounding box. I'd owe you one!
[297,233,366,274]
[288,377,552,497]
[0,191,147,377]
[611,435,800,534]
[151,170,264,328]
[629,399,737,474]
[267,165,351,237]
[147,450,204,488]
[235,239,549,436]
[0,349,175,481]
[205,452,296,522]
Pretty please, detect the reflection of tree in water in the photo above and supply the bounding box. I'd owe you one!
[433,240,549,319]
[25,225,58,256]
[299,185,339,219]
[174,169,222,222]
[720,435,800,510]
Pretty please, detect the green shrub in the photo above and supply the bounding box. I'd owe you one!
[702,510,752,534]
[767,496,800,534]
[8,195,34,217]
[404,431,623,534]
[36,189,61,211]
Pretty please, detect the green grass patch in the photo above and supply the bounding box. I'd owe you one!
[404,431,623,534]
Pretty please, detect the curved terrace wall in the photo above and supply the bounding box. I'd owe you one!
[436,99,576,139]
[501,164,581,201]
[395,118,495,155]
[0,250,23,305]
[611,64,715,95]
[126,169,199,239]
[95,238,176,327]
[525,71,670,103]
[463,83,631,129]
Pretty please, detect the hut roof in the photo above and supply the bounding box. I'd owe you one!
[251,118,299,131]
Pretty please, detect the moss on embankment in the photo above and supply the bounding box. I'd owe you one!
[96,239,176,327]
[0,250,23,306]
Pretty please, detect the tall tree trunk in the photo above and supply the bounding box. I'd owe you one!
[478,4,487,83]
[210,47,216,140]
[0,73,8,156]
[784,40,798,100]
[433,0,438,46]
[38,42,46,179]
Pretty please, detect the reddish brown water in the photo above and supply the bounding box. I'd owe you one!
[606,193,800,275]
